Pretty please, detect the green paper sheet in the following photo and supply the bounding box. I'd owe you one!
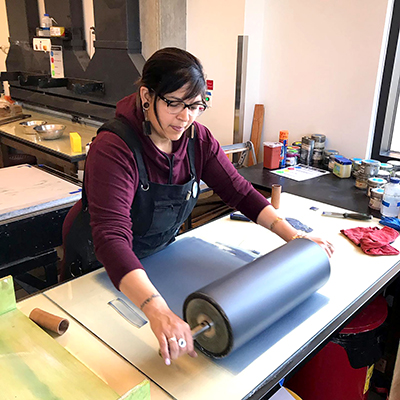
[0,276,150,400]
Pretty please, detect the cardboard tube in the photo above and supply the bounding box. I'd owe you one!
[29,308,69,335]
[271,184,282,209]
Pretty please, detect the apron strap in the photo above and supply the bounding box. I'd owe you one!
[81,118,149,210]
[187,124,197,181]
[98,118,149,187]
[81,119,198,209]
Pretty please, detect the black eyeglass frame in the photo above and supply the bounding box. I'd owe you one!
[158,94,208,114]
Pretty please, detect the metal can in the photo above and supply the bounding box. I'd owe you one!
[300,136,314,165]
[350,158,363,177]
[376,170,391,180]
[323,149,339,167]
[380,163,394,174]
[355,175,368,190]
[286,152,297,166]
[311,134,326,150]
[388,160,400,174]
[369,188,384,210]
[312,149,323,162]
[359,159,381,178]
[367,177,387,197]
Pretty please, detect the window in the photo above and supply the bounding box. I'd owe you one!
[371,0,400,161]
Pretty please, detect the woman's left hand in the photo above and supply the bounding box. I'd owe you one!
[303,235,335,258]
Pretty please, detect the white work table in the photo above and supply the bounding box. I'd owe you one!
[19,193,400,399]
[0,164,81,289]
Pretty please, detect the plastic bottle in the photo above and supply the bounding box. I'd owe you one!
[380,177,400,217]
[41,14,52,37]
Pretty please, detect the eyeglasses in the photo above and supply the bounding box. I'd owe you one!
[158,95,207,116]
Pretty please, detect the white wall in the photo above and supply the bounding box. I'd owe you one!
[243,0,389,159]
[187,0,245,146]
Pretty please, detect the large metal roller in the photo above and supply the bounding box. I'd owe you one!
[183,238,330,358]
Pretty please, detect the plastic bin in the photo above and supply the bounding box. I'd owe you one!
[286,295,387,400]
[263,142,282,169]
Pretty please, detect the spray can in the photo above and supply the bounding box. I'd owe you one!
[279,130,289,168]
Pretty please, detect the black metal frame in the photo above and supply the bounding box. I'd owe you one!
[3,0,144,120]
[371,0,400,162]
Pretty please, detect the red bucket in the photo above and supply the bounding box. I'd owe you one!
[286,296,387,400]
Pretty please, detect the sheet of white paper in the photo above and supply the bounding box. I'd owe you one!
[0,164,81,220]
[269,164,330,181]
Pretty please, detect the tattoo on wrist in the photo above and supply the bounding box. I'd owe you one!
[140,294,161,310]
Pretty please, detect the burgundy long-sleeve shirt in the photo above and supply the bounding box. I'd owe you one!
[63,93,270,288]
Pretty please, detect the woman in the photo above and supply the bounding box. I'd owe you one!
[62,47,334,366]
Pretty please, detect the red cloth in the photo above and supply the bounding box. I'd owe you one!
[340,226,399,255]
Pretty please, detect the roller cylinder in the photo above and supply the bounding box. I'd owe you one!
[183,238,330,358]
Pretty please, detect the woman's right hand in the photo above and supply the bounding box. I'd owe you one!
[145,303,198,365]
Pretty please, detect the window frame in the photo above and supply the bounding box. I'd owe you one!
[371,0,400,161]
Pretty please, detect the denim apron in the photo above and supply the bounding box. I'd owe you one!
[63,118,199,277]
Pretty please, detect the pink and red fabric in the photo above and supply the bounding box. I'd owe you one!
[340,226,399,255]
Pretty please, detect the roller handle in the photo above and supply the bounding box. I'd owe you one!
[158,321,213,357]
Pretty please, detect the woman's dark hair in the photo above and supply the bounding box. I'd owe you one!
[137,47,206,114]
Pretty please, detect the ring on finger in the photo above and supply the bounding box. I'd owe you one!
[168,336,177,343]
[178,338,187,348]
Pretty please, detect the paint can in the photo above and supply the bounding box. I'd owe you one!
[350,158,363,178]
[333,156,352,178]
[380,163,394,174]
[311,134,326,150]
[286,152,298,166]
[369,188,384,210]
[359,159,381,178]
[311,134,326,166]
[328,154,339,171]
[367,177,387,197]
[388,160,400,174]
[300,136,314,165]
[355,175,369,190]
[376,170,391,180]
[323,150,339,168]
